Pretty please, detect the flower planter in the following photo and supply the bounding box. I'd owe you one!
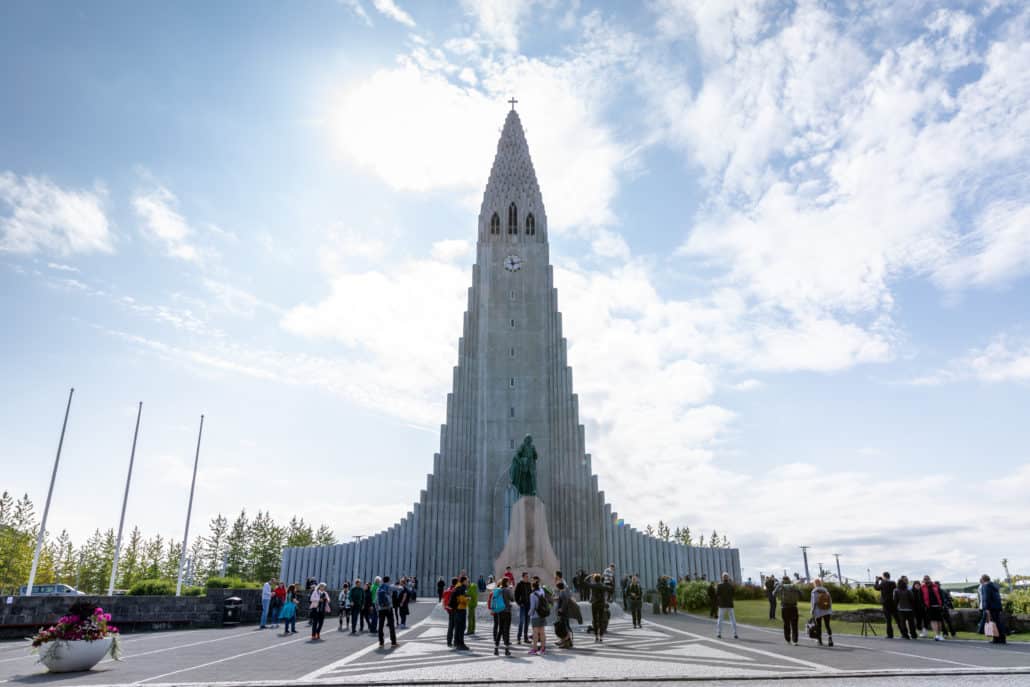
[39,637,113,673]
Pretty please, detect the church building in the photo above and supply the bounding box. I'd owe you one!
[280,107,741,587]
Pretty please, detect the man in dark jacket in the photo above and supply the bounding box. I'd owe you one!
[514,572,532,644]
[978,574,1007,644]
[707,579,718,618]
[875,572,900,639]
[765,575,777,619]
[774,576,801,645]
[716,573,738,639]
[626,575,643,628]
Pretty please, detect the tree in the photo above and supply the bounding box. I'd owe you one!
[678,527,693,547]
[285,517,314,548]
[141,534,165,580]
[118,527,143,588]
[314,524,336,547]
[658,521,671,542]
[188,536,205,585]
[225,510,250,579]
[162,540,183,581]
[249,511,284,582]
[698,534,705,547]
[709,530,720,548]
[52,530,77,586]
[645,524,655,537]
[202,514,229,579]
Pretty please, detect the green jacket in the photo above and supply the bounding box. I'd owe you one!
[348,586,364,607]
[468,582,479,607]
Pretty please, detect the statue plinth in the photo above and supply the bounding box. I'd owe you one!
[494,495,561,582]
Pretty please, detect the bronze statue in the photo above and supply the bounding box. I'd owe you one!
[509,434,538,496]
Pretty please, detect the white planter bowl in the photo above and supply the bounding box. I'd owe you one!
[40,637,113,673]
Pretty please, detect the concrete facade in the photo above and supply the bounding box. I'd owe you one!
[281,110,741,589]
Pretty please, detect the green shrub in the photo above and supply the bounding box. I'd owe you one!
[676,580,712,611]
[734,584,766,601]
[184,585,204,596]
[205,576,261,589]
[1004,589,1030,615]
[129,579,176,595]
[853,586,880,604]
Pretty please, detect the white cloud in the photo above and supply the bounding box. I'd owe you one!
[338,0,372,26]
[0,172,112,256]
[731,379,762,391]
[202,279,275,318]
[371,0,415,27]
[46,262,80,273]
[324,23,634,232]
[914,335,1030,385]
[132,184,202,262]
[460,0,537,53]
[430,239,472,262]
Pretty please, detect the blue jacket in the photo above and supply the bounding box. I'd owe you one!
[979,582,1002,611]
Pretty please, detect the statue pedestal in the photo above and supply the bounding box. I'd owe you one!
[494,495,561,582]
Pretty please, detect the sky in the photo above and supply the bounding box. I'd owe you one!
[1,0,1029,584]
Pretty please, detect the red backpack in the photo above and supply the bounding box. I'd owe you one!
[442,587,454,613]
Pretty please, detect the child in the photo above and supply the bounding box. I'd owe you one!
[279,592,297,635]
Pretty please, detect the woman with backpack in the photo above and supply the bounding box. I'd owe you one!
[528,579,550,655]
[490,577,515,656]
[809,578,833,647]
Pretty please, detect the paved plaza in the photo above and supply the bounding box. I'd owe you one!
[1,600,1029,685]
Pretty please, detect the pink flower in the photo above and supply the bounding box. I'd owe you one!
[95,607,104,615]
[104,613,112,621]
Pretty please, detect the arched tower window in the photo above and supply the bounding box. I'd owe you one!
[508,203,518,235]
[490,212,500,235]
[526,213,535,236]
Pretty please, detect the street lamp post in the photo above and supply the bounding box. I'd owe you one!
[799,546,811,582]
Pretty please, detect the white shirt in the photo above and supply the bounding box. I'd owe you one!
[262,582,272,600]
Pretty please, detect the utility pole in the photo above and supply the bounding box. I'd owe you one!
[800,546,811,582]
[833,553,843,587]
[27,388,74,596]
[110,402,143,596]
[176,415,204,597]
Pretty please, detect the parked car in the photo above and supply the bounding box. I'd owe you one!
[18,584,84,596]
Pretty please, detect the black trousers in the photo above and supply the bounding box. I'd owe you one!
[898,610,916,638]
[591,603,606,638]
[378,609,396,645]
[630,603,642,627]
[814,615,832,641]
[882,603,901,638]
[454,610,467,647]
[782,605,798,643]
[493,610,511,647]
[447,611,456,645]
[769,595,777,619]
[310,609,325,637]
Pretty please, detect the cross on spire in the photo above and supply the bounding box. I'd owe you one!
[508,97,518,111]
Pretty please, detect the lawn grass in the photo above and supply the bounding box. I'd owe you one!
[682,599,1027,643]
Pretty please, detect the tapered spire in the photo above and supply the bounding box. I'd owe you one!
[479,109,547,240]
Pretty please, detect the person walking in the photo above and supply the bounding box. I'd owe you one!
[515,571,532,644]
[585,572,611,642]
[715,573,738,640]
[260,578,274,629]
[376,576,399,648]
[602,563,616,602]
[765,575,777,620]
[398,578,411,629]
[894,576,916,639]
[911,580,927,637]
[467,575,479,636]
[554,579,581,649]
[875,572,900,639]
[978,574,1007,644]
[348,579,365,634]
[626,575,643,628]
[338,582,351,631]
[921,576,946,641]
[452,576,471,651]
[309,582,331,640]
[775,575,801,645]
[528,578,550,655]
[503,566,515,587]
[437,577,445,601]
[809,578,833,647]
[489,576,515,656]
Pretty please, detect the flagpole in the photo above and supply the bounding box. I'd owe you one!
[109,402,142,596]
[176,414,204,597]
[27,387,74,597]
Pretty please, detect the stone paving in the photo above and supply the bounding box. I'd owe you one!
[1,600,1029,685]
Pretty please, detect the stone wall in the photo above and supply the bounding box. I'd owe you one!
[0,589,264,640]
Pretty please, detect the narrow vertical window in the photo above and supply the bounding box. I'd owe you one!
[510,290,517,301]
[510,407,515,418]
[509,347,516,358]
[490,212,500,235]
[526,213,535,236]
[510,319,516,328]
[510,439,516,449]
[509,377,516,387]
[508,203,518,235]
